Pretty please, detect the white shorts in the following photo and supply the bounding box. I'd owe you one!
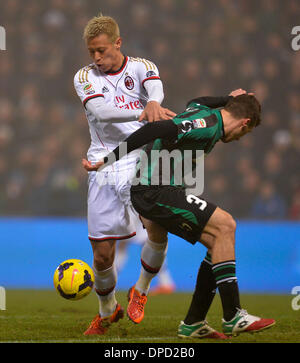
[87,163,139,242]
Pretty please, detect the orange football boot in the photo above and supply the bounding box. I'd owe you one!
[127,286,148,324]
[84,303,124,335]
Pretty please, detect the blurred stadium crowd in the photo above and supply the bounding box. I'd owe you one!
[0,0,299,219]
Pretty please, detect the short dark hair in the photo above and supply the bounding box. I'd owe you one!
[225,94,261,128]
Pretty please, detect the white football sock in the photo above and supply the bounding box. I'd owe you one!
[93,264,118,318]
[135,239,168,295]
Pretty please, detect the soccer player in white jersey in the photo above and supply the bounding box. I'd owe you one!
[73,14,176,335]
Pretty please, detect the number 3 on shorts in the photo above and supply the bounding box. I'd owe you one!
[186,194,207,211]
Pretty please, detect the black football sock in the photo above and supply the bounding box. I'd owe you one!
[184,252,217,324]
[212,260,241,322]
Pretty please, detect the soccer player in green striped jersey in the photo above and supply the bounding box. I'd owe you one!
[83,89,275,338]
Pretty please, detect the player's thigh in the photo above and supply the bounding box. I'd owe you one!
[88,172,136,240]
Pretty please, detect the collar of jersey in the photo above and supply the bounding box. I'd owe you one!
[219,110,225,138]
[104,55,128,76]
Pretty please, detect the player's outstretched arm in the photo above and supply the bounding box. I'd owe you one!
[82,120,177,172]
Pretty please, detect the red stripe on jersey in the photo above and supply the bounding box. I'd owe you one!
[95,130,107,149]
[83,94,104,107]
[142,76,161,87]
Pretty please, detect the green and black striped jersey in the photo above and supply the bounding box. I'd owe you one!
[137,100,225,187]
[171,100,224,153]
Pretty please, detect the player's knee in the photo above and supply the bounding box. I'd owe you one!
[147,229,167,243]
[93,249,114,270]
[216,210,236,239]
[141,218,168,243]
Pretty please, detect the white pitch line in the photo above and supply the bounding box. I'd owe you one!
[1,336,179,344]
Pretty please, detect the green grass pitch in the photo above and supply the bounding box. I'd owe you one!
[0,290,298,343]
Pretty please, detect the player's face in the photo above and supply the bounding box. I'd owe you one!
[223,119,253,143]
[87,34,123,73]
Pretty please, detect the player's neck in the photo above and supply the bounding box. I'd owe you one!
[107,53,126,74]
[220,109,239,140]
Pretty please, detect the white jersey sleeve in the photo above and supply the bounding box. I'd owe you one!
[133,58,164,104]
[73,65,104,108]
[85,97,142,123]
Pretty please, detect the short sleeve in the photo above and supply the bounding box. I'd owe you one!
[73,66,104,108]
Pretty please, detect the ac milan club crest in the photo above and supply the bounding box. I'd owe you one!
[124,76,134,90]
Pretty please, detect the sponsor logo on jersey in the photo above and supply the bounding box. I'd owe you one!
[83,83,95,95]
[124,76,134,90]
[192,118,207,128]
[146,70,157,78]
[181,120,193,133]
[102,86,109,93]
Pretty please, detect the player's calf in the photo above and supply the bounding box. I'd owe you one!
[200,207,236,264]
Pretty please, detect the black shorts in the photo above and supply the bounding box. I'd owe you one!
[131,185,217,244]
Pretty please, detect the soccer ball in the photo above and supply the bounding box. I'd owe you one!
[53,259,94,301]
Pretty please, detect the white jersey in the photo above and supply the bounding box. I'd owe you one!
[74,56,162,169]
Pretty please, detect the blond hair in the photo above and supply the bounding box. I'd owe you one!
[83,13,120,43]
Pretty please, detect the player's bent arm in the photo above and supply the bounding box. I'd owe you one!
[186,96,233,109]
[85,97,143,123]
[186,88,249,109]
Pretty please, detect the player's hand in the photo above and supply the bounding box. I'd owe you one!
[82,158,104,172]
[229,88,247,97]
[138,101,176,122]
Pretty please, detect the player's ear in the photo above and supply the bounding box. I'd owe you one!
[115,37,122,50]
[242,118,251,128]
